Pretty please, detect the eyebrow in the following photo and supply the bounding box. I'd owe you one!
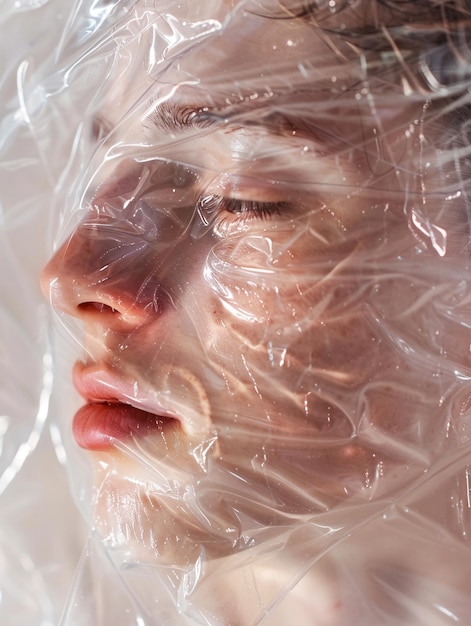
[144,101,226,135]
[142,98,311,141]
[94,90,328,148]
[139,96,366,165]
[93,101,234,144]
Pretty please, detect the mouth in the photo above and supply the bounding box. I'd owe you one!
[72,362,181,451]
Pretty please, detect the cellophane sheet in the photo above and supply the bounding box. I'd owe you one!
[3,1,471,624]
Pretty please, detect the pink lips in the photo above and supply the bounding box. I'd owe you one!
[72,362,179,451]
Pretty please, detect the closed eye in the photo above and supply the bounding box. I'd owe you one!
[198,194,291,222]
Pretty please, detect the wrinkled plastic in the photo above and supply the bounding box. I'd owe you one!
[4,0,471,624]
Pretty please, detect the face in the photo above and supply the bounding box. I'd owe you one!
[41,0,469,579]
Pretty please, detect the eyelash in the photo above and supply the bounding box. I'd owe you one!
[199,194,290,221]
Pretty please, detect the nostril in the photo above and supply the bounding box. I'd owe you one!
[78,302,119,315]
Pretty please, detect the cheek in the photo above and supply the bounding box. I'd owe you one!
[197,213,441,432]
[201,219,370,364]
[202,197,407,330]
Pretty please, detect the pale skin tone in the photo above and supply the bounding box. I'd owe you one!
[41,0,471,621]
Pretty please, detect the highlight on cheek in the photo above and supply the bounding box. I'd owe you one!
[19,0,471,624]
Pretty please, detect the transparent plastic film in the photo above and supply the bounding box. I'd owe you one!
[0,1,99,624]
[21,0,471,624]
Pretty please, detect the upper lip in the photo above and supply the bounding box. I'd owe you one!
[72,361,179,421]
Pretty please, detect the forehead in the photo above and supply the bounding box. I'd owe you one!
[105,0,408,121]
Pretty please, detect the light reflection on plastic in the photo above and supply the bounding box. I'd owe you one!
[466,467,471,510]
[434,603,459,621]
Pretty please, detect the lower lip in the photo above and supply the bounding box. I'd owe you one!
[73,402,177,451]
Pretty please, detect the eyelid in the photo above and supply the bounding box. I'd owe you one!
[200,173,304,212]
[219,196,289,217]
[196,194,293,235]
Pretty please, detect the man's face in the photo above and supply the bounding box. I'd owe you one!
[41,0,467,568]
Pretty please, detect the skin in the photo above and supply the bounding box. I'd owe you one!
[40,0,471,621]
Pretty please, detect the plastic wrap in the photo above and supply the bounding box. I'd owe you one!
[4,0,471,623]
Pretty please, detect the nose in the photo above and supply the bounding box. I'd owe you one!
[40,211,171,329]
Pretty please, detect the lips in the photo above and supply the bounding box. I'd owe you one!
[72,402,178,450]
[72,362,180,450]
